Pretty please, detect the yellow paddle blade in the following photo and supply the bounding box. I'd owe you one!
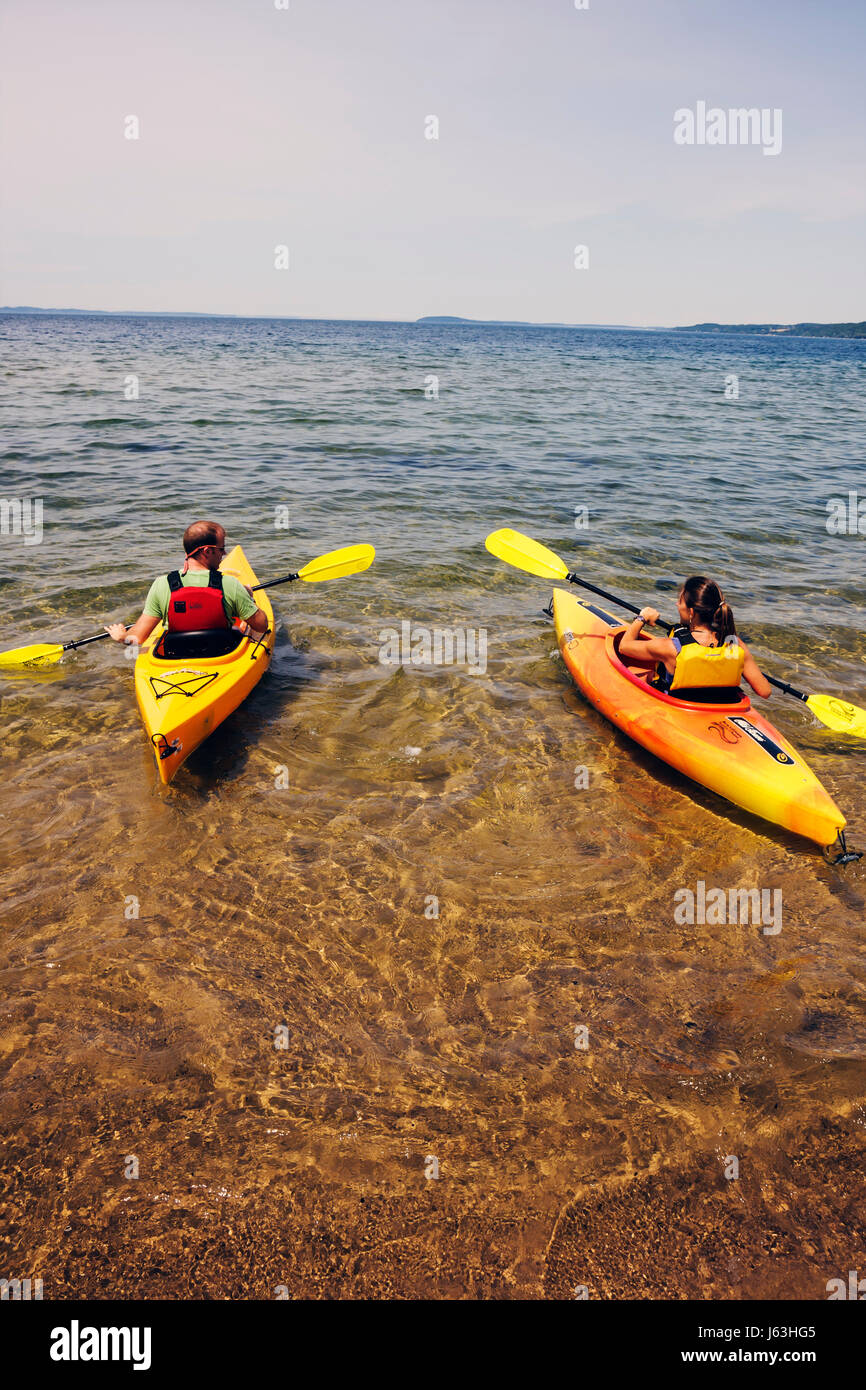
[297,543,375,583]
[0,642,64,668]
[806,693,866,738]
[485,528,569,581]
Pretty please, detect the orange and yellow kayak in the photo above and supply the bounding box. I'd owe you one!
[134,545,274,784]
[552,587,845,848]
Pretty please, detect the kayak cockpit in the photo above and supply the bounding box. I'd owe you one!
[152,628,247,660]
[607,629,751,713]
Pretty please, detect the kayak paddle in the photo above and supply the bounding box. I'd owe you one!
[763,677,866,738]
[0,543,377,668]
[0,629,127,669]
[251,543,376,590]
[485,528,866,740]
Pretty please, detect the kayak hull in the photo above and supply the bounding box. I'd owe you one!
[552,587,845,849]
[134,546,274,785]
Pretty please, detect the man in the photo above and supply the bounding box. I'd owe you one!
[106,520,269,647]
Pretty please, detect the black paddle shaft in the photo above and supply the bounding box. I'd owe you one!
[567,572,674,629]
[251,572,300,592]
[766,675,808,702]
[65,629,126,652]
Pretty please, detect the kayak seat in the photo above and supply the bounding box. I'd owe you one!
[154,629,246,660]
[661,685,746,705]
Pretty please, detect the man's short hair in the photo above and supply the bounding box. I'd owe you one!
[183,520,225,555]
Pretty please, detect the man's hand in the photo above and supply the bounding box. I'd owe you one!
[105,614,159,645]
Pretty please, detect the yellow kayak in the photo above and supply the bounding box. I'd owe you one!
[134,545,274,784]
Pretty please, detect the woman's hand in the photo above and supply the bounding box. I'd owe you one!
[639,607,660,625]
[105,623,129,643]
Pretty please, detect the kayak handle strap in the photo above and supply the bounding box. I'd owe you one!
[823,829,862,867]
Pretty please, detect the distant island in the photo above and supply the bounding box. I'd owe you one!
[675,321,866,339]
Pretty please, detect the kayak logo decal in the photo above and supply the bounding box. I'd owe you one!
[708,720,742,745]
[727,715,794,764]
[149,670,220,701]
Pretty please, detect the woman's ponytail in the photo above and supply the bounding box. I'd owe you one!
[712,601,737,643]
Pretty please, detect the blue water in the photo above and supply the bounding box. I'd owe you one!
[2,314,864,641]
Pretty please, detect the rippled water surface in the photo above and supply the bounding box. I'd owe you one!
[1,314,864,1298]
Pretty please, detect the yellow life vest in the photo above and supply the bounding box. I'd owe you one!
[669,631,745,692]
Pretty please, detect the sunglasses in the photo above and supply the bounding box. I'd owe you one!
[189,541,228,559]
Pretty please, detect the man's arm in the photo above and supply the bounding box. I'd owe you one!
[233,579,269,634]
[105,614,161,644]
[241,607,269,634]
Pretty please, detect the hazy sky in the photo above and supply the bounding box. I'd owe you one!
[1,0,864,324]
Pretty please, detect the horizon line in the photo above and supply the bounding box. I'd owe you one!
[0,305,659,328]
[1,307,863,334]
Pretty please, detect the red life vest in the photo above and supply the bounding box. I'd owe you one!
[166,570,230,632]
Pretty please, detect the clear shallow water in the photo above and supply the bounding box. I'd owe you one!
[1,314,864,1298]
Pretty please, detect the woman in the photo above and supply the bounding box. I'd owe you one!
[618,576,772,699]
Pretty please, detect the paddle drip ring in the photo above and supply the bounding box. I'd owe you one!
[823,830,862,867]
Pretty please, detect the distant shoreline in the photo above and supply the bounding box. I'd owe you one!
[674,320,866,339]
[2,306,864,338]
[417,316,866,338]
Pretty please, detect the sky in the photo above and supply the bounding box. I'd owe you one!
[1,0,864,325]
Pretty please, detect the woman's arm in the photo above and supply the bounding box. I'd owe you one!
[618,608,677,665]
[741,643,772,698]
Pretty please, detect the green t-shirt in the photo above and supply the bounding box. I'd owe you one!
[143,571,259,624]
